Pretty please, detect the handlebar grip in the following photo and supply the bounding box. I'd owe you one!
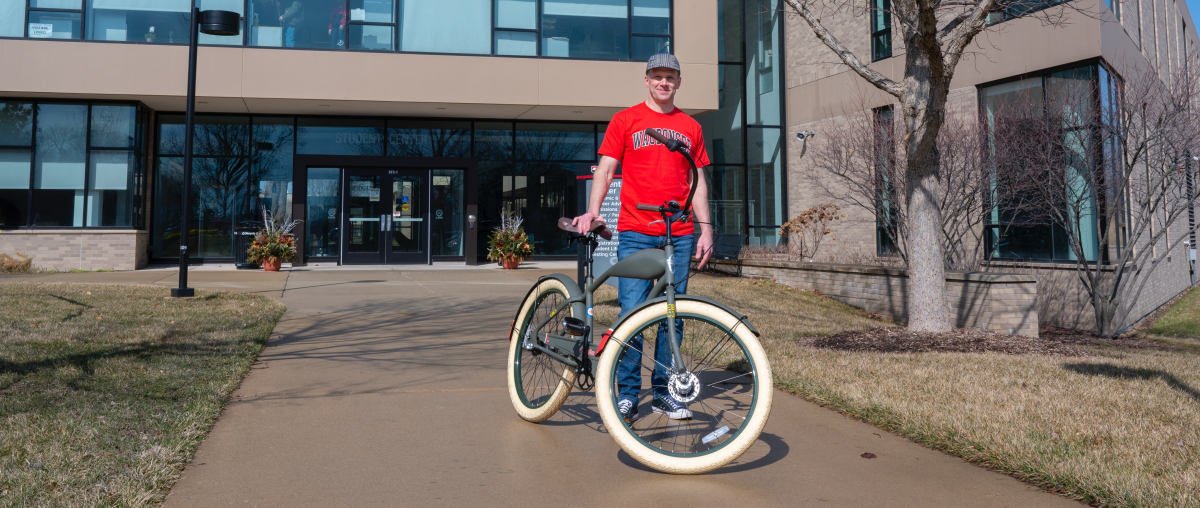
[644,128,670,145]
[636,203,660,211]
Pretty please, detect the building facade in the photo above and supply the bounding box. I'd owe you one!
[784,0,1200,330]
[0,0,788,268]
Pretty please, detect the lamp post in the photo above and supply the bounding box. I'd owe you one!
[172,8,240,298]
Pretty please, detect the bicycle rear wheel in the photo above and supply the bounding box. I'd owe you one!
[594,299,772,474]
[506,278,578,422]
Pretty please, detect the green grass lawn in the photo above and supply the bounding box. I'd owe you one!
[0,283,285,506]
[1139,287,1200,349]
[598,276,1200,507]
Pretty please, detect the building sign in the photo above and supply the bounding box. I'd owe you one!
[432,176,451,186]
[28,24,53,38]
[368,188,380,201]
[579,163,622,287]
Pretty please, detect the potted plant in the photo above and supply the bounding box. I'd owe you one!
[145,26,156,42]
[486,210,534,269]
[246,207,301,271]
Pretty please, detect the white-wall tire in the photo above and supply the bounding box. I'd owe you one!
[594,299,772,474]
[506,278,577,423]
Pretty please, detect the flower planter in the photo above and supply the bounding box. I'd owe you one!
[501,256,521,270]
[262,257,282,272]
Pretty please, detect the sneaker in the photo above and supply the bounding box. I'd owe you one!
[617,399,640,423]
[653,397,693,420]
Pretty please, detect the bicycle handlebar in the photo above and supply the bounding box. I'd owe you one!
[636,203,661,211]
[641,128,699,222]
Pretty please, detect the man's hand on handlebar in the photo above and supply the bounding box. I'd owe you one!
[572,212,605,235]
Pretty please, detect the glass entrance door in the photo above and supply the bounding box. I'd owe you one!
[341,169,428,264]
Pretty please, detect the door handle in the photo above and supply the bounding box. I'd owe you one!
[380,214,386,232]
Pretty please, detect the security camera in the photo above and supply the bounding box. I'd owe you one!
[795,131,816,141]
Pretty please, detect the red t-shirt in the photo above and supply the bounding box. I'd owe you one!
[598,102,710,236]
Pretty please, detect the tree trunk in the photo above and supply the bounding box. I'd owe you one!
[901,32,953,333]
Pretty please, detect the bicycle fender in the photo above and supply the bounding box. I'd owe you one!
[509,273,586,342]
[592,294,759,355]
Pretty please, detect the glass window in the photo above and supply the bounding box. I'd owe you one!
[251,118,295,219]
[350,24,393,50]
[717,0,742,63]
[631,0,668,34]
[306,167,340,257]
[249,0,347,49]
[32,104,87,227]
[90,105,136,148]
[387,120,470,157]
[697,65,744,164]
[747,127,781,234]
[496,0,535,29]
[400,0,491,54]
[870,0,891,61]
[152,156,249,258]
[708,165,745,236]
[158,114,250,156]
[0,0,24,37]
[495,30,537,55]
[507,162,577,255]
[516,123,594,161]
[351,0,393,22]
[474,122,513,160]
[31,0,81,7]
[476,159,511,251]
[541,0,629,60]
[198,0,244,45]
[85,0,191,44]
[86,150,134,227]
[431,169,464,256]
[0,103,34,146]
[297,118,384,155]
[28,11,82,39]
[746,0,780,125]
[0,150,31,229]
[631,36,669,61]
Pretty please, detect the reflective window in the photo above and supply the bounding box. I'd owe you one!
[515,123,594,161]
[708,166,746,236]
[349,0,394,50]
[249,0,347,49]
[0,103,34,146]
[350,24,393,50]
[27,10,82,39]
[159,115,250,157]
[0,0,24,37]
[90,105,136,148]
[717,0,742,63]
[388,120,470,157]
[870,0,891,61]
[85,0,191,44]
[746,0,780,125]
[86,150,134,226]
[252,117,295,219]
[474,122,513,160]
[298,118,384,155]
[33,104,88,227]
[541,0,629,59]
[495,30,537,55]
[632,36,669,61]
[31,0,81,7]
[747,127,781,244]
[431,169,464,255]
[506,162,577,254]
[697,65,744,164]
[496,0,535,29]
[0,150,31,229]
[631,0,668,34]
[400,0,491,54]
[306,167,340,256]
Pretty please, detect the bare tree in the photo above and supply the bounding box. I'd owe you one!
[783,0,1074,331]
[999,56,1200,336]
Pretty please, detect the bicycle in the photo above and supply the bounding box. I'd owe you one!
[505,129,773,474]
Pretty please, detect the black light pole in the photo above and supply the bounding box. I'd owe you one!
[172,7,240,298]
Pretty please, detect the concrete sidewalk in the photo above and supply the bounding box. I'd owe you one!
[1,268,1079,507]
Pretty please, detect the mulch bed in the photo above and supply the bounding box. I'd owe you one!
[798,326,1176,357]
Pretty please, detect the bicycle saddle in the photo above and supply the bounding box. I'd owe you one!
[558,217,612,240]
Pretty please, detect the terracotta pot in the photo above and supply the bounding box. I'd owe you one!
[262,257,282,272]
[501,256,521,270]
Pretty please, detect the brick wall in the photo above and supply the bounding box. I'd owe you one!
[707,259,1039,336]
[0,230,148,271]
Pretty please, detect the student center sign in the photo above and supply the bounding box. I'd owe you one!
[0,0,786,270]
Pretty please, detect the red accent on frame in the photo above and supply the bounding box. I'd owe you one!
[593,329,615,355]
[508,320,515,341]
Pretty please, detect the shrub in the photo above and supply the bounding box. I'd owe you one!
[0,252,32,273]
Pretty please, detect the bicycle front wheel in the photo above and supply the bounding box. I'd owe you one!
[594,299,772,474]
[506,278,578,423]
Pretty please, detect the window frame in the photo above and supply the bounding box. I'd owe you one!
[869,0,891,62]
[0,98,148,230]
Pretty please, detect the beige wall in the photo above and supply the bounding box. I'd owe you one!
[0,2,718,121]
[0,230,148,271]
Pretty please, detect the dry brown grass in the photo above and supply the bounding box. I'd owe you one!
[596,275,1200,507]
[0,252,32,273]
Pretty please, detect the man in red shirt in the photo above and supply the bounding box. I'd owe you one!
[572,53,713,423]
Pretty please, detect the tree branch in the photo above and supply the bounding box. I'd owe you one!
[940,0,1002,73]
[782,0,904,98]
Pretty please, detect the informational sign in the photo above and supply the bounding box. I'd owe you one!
[401,203,410,211]
[350,181,371,197]
[432,176,451,186]
[28,24,53,38]
[578,163,623,287]
[368,188,380,201]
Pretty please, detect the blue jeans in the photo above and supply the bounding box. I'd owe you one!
[285,26,296,47]
[614,231,694,403]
